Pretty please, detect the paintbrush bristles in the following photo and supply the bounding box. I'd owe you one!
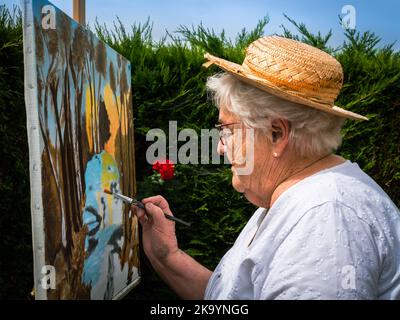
[103,189,112,195]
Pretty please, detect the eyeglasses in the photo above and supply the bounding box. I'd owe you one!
[214,122,240,145]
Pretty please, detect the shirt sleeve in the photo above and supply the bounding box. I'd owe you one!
[257,201,381,300]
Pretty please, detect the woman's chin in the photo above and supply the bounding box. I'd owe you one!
[231,174,245,193]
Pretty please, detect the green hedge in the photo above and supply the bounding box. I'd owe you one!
[0,6,32,300]
[0,5,398,299]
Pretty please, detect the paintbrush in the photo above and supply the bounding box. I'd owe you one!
[104,189,191,227]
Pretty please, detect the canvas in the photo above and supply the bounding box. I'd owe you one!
[22,0,140,299]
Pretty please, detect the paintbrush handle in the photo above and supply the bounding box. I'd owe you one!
[132,201,191,227]
[163,214,191,227]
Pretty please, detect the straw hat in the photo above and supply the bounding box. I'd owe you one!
[203,36,368,121]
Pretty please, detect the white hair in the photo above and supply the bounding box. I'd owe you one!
[206,72,345,159]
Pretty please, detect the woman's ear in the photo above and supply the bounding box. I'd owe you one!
[271,118,290,155]
[272,130,279,142]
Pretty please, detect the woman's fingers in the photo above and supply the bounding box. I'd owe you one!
[131,204,149,228]
[144,202,175,228]
[132,195,176,233]
[131,201,173,230]
[142,195,172,215]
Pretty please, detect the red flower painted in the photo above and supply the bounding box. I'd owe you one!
[152,159,175,181]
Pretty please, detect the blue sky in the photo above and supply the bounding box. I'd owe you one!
[4,0,400,49]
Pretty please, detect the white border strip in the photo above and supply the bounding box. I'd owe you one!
[22,0,47,300]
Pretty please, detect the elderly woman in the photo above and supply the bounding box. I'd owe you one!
[131,36,400,299]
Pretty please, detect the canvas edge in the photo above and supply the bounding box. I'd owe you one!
[22,0,47,300]
[112,276,141,300]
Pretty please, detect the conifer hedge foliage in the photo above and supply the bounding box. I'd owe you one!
[0,5,398,299]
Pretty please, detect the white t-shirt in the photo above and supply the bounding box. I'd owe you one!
[204,160,400,300]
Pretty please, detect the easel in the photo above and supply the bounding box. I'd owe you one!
[73,0,85,25]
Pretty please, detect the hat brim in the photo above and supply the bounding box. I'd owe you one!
[203,53,368,121]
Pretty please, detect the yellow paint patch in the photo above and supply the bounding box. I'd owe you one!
[120,91,130,136]
[85,85,96,153]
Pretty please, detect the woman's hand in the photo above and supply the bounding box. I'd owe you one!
[131,195,212,299]
[131,195,179,263]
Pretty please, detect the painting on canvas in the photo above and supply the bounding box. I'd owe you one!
[23,0,140,299]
